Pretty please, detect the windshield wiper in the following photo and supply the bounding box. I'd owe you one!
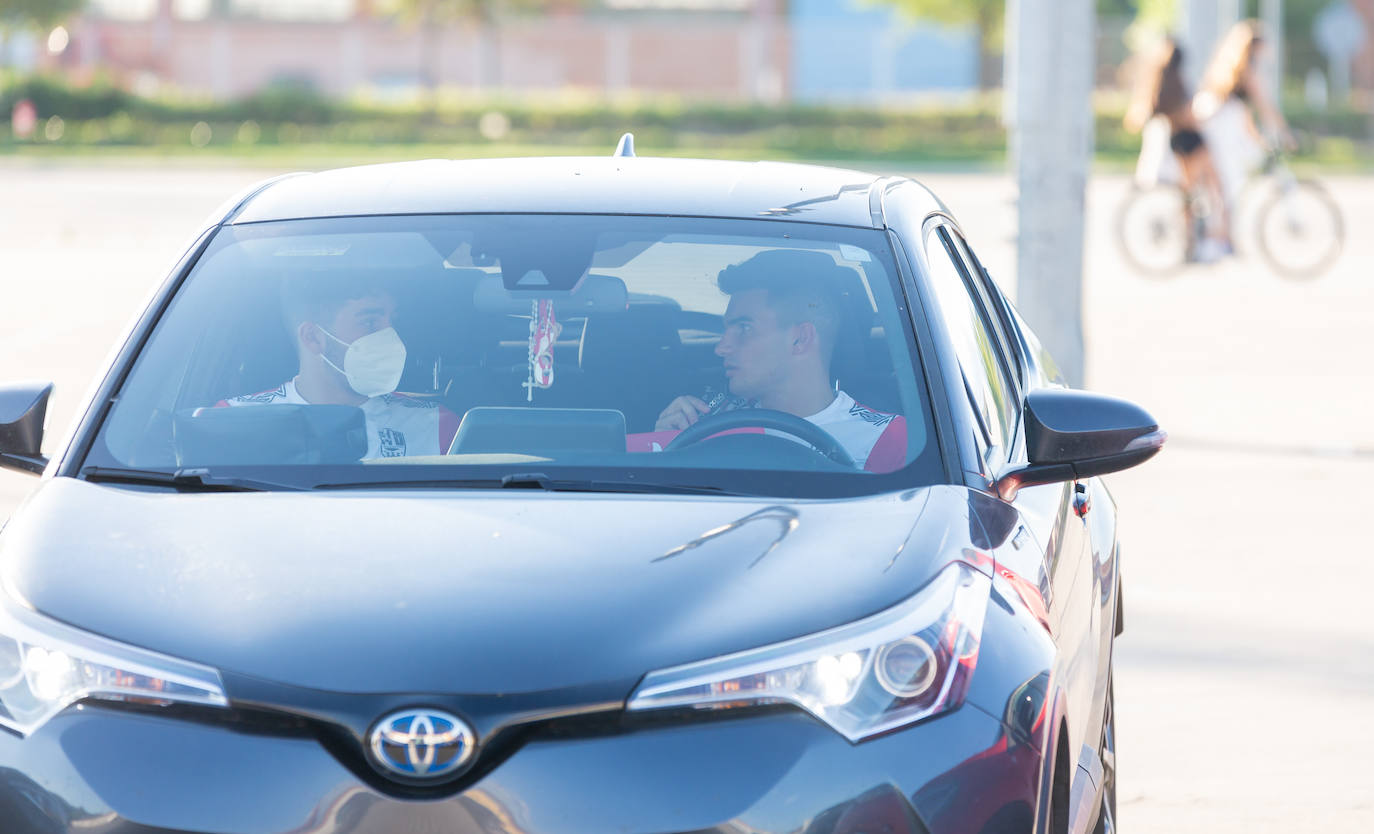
[499,473,738,495]
[314,472,743,496]
[80,466,306,492]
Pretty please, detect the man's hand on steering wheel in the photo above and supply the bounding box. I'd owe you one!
[663,408,856,469]
[655,395,710,432]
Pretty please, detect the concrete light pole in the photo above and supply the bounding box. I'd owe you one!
[1181,0,1221,84]
[1010,0,1095,388]
[1261,0,1285,103]
[1181,0,1250,83]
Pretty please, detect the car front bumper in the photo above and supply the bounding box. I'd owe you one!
[0,697,1042,834]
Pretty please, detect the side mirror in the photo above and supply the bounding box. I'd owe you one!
[995,388,1165,500]
[0,381,54,476]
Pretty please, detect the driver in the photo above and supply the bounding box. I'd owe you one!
[650,250,906,473]
[215,274,458,459]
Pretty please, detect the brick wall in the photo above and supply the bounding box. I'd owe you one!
[67,15,790,100]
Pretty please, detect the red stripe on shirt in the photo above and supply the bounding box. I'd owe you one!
[865,416,908,473]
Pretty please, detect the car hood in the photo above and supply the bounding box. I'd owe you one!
[0,478,986,697]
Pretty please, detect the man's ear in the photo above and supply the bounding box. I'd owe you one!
[791,322,819,355]
[298,321,325,355]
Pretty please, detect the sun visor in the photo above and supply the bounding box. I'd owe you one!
[237,232,440,270]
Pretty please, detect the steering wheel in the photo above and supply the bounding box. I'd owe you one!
[664,408,857,469]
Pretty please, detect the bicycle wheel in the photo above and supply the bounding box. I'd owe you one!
[1256,179,1344,280]
[1115,184,1190,276]
[1230,173,1274,259]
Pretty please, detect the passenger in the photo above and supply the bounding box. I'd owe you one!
[1125,36,1234,262]
[650,250,907,473]
[216,275,458,458]
[1195,19,1297,210]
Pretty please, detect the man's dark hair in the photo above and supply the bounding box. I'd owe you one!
[717,250,853,361]
[280,271,393,335]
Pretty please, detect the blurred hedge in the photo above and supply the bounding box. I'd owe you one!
[1,74,1368,165]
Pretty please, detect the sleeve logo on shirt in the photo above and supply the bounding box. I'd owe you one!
[378,428,407,457]
[849,403,895,428]
[232,385,286,405]
[382,393,438,410]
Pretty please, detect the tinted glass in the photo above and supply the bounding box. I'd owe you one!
[87,215,942,497]
[923,227,1016,462]
[945,231,1024,396]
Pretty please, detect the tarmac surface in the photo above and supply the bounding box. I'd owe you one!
[1,161,1371,830]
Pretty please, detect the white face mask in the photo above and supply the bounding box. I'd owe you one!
[319,326,407,398]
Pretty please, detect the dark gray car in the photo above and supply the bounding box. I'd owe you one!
[0,152,1162,834]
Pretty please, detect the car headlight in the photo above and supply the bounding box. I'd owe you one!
[0,593,227,737]
[627,561,989,742]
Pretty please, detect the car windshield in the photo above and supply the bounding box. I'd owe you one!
[86,214,942,497]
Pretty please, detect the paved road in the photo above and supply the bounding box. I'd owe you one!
[1,161,1371,831]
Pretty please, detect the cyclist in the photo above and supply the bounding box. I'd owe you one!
[1195,19,1298,212]
[1125,37,1233,262]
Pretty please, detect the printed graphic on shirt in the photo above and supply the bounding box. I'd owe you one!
[226,385,290,406]
[848,402,896,429]
[216,381,454,459]
[381,393,439,410]
[378,428,407,457]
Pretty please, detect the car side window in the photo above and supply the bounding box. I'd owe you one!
[923,226,1018,465]
[945,231,1025,395]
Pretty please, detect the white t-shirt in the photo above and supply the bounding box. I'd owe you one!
[217,380,458,459]
[788,390,906,471]
[627,390,909,472]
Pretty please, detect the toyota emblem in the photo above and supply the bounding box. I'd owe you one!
[367,708,476,781]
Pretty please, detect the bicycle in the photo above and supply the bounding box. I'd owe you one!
[1116,146,1344,279]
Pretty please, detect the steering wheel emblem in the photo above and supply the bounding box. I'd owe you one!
[367,708,476,781]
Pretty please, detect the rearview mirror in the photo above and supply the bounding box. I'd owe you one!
[0,381,54,476]
[473,273,628,314]
[995,388,1165,500]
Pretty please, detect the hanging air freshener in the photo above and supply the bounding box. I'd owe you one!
[523,299,560,401]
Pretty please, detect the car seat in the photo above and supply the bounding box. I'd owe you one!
[577,297,685,432]
[829,268,901,416]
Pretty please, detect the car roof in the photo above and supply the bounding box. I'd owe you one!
[229,157,936,228]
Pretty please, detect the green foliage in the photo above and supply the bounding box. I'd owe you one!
[1131,0,1176,29]
[1256,0,1342,79]
[873,0,1134,88]
[0,74,136,119]
[881,0,1000,26]
[378,0,491,23]
[0,74,339,124]
[877,1,1136,30]
[0,0,85,30]
[1097,0,1140,15]
[0,73,1365,167]
[870,0,1005,87]
[228,81,337,124]
[377,0,566,22]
